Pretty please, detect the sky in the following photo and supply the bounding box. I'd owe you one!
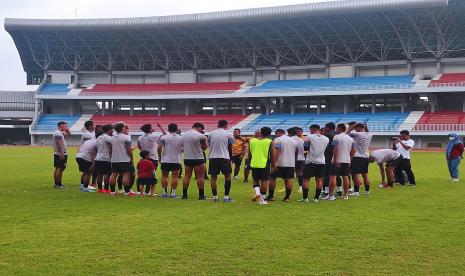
[0,0,334,91]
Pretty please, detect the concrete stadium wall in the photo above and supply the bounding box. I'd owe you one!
[443,63,465,73]
[79,73,109,85]
[329,65,353,78]
[49,72,73,84]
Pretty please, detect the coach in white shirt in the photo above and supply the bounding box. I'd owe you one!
[393,130,416,186]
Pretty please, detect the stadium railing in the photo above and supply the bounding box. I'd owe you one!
[247,84,414,93]
[414,124,465,132]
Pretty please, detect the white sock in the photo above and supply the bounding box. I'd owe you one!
[224,195,230,199]
[254,187,261,195]
[324,187,329,193]
[337,186,343,192]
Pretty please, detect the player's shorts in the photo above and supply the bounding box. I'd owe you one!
[303,163,326,178]
[184,159,205,168]
[76,158,93,172]
[161,163,182,172]
[270,167,295,179]
[350,157,369,174]
[150,159,159,167]
[330,163,350,176]
[231,155,243,166]
[53,154,68,169]
[111,162,133,174]
[386,155,403,167]
[208,158,232,176]
[251,165,270,182]
[137,177,157,186]
[94,160,112,175]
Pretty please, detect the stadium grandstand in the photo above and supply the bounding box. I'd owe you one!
[0,91,34,144]
[4,0,465,148]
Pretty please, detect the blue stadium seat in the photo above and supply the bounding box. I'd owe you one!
[40,84,71,95]
[248,76,414,93]
[33,114,81,132]
[241,112,409,132]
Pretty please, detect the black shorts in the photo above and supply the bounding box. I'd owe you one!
[350,157,369,174]
[295,161,305,171]
[387,155,403,167]
[95,161,112,175]
[252,166,270,182]
[137,177,157,186]
[184,159,205,167]
[303,163,326,178]
[208,158,232,176]
[53,154,68,169]
[270,167,295,179]
[76,158,93,172]
[330,163,350,176]
[150,159,159,167]
[231,155,243,166]
[112,162,133,174]
[161,163,182,172]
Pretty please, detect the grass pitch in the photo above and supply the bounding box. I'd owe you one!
[0,146,464,275]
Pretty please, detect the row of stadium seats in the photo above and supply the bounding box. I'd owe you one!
[40,84,71,95]
[89,114,248,132]
[429,73,465,87]
[248,75,414,93]
[32,114,81,131]
[240,112,409,132]
[82,82,244,95]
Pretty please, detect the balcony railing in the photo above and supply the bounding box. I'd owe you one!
[414,124,465,132]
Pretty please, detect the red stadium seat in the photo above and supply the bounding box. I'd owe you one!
[414,112,465,131]
[90,114,248,132]
[430,73,465,87]
[82,82,244,95]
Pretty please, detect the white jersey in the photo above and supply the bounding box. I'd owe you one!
[160,133,183,164]
[332,133,354,164]
[76,139,97,162]
[110,133,132,163]
[396,139,414,159]
[208,128,234,160]
[138,133,160,160]
[81,130,95,144]
[181,130,207,160]
[274,135,298,167]
[371,149,400,164]
[53,130,67,155]
[292,136,305,161]
[350,131,373,158]
[95,134,112,162]
[304,134,329,165]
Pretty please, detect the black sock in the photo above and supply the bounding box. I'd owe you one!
[284,188,291,199]
[298,176,303,187]
[124,185,131,193]
[354,185,360,193]
[365,185,370,192]
[163,187,168,194]
[199,189,205,198]
[212,188,218,196]
[145,185,151,194]
[268,188,275,198]
[110,185,115,192]
[183,188,188,197]
[224,180,231,196]
[302,188,309,199]
[81,174,84,184]
[83,181,88,188]
[117,176,123,190]
[314,188,322,200]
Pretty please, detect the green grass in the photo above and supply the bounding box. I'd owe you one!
[1,146,464,275]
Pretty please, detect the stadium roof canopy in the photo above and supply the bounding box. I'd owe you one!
[5,0,465,84]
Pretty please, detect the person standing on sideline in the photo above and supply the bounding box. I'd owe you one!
[393,130,416,187]
[325,123,355,201]
[249,127,275,205]
[300,125,329,203]
[446,133,464,182]
[53,121,70,189]
[181,123,208,200]
[269,128,298,202]
[208,120,235,202]
[231,128,247,180]
[347,123,373,195]
[158,123,183,198]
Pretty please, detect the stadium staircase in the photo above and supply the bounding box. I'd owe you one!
[399,111,424,131]
[247,75,414,93]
